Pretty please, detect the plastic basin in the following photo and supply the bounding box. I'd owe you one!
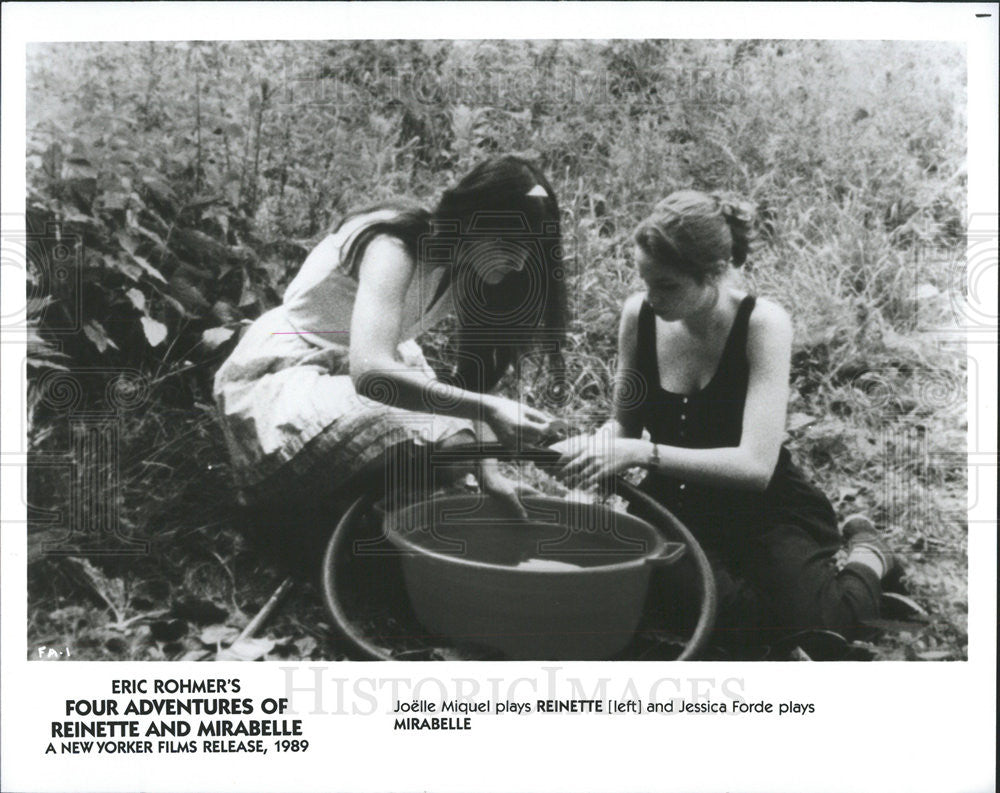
[382,494,682,660]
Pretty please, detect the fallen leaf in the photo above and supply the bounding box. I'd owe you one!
[216,637,275,661]
[786,412,816,432]
[179,649,212,662]
[295,636,319,658]
[198,625,240,646]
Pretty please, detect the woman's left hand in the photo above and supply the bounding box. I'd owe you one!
[478,460,540,520]
[550,432,649,490]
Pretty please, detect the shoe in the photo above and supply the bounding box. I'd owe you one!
[841,514,905,593]
[879,591,929,621]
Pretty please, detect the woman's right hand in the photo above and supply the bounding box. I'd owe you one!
[483,395,559,447]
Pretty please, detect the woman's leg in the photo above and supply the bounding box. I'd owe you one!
[742,524,881,640]
[643,545,768,647]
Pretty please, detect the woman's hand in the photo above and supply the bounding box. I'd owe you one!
[483,395,559,447]
[478,460,540,520]
[551,432,650,490]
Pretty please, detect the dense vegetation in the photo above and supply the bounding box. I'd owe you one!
[25,40,967,661]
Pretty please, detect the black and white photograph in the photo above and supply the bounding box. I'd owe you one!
[16,35,973,662]
[2,3,996,793]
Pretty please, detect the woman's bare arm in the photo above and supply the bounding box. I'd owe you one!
[348,236,556,445]
[637,297,791,490]
[558,297,792,492]
[349,236,488,420]
[603,292,646,439]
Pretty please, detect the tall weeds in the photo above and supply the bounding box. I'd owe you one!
[24,40,968,659]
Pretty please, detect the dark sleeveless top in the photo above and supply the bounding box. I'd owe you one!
[634,296,838,555]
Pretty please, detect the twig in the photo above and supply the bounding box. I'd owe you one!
[235,577,294,642]
[207,547,237,591]
[116,608,171,630]
[290,616,328,641]
[195,71,203,193]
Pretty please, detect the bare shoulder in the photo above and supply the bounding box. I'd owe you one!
[621,291,646,326]
[361,233,412,266]
[615,292,647,362]
[357,234,416,290]
[749,296,792,338]
[746,297,792,374]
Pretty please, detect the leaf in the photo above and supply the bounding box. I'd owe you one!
[210,300,239,325]
[294,636,319,658]
[916,650,954,661]
[26,356,69,373]
[141,174,179,210]
[186,193,224,210]
[134,224,168,251]
[170,227,230,266]
[126,288,146,312]
[198,625,241,646]
[116,230,139,255]
[216,636,275,661]
[915,283,940,300]
[140,316,168,347]
[65,159,98,179]
[169,273,212,313]
[127,252,167,284]
[160,292,191,318]
[786,412,816,432]
[83,319,119,353]
[110,257,144,283]
[202,327,235,350]
[179,649,212,662]
[62,213,103,235]
[101,192,130,212]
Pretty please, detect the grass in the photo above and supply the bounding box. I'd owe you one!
[24,39,967,661]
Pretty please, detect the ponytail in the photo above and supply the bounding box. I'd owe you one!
[712,192,755,268]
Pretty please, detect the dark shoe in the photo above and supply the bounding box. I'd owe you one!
[880,591,929,621]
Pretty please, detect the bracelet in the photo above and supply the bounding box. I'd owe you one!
[648,442,660,469]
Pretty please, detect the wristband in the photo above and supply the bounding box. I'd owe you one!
[648,442,660,469]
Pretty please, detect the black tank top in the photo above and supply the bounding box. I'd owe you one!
[634,296,837,551]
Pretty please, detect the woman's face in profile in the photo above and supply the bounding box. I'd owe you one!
[636,245,714,322]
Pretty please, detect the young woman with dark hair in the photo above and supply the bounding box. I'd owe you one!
[214,156,566,556]
[554,190,902,646]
